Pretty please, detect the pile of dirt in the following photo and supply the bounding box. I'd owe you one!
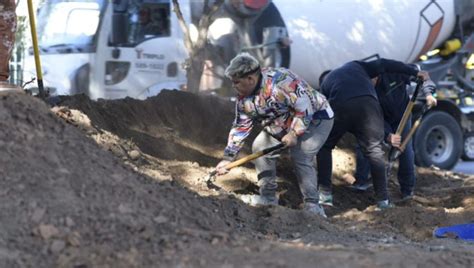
[1,91,473,267]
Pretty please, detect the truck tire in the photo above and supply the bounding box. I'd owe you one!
[414,111,463,170]
[461,132,474,161]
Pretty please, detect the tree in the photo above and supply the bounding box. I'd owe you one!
[171,0,224,93]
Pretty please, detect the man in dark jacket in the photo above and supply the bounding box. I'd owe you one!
[317,58,429,209]
[345,71,437,199]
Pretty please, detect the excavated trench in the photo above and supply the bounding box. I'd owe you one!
[1,90,473,267]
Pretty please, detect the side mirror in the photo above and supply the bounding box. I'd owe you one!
[110,12,128,45]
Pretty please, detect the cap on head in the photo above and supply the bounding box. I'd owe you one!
[225,52,260,79]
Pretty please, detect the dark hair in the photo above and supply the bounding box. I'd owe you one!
[319,70,332,87]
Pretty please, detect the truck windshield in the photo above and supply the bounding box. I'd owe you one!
[37,0,105,52]
[124,0,171,46]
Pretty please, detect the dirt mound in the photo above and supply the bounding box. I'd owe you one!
[1,91,474,267]
[56,90,236,165]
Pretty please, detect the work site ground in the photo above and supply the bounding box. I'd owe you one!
[1,90,473,267]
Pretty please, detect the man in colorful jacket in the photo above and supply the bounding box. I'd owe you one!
[215,52,334,217]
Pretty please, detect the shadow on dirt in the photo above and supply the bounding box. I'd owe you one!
[37,90,474,267]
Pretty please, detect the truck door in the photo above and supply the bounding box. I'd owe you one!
[91,0,187,100]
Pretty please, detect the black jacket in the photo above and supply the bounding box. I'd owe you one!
[375,72,435,136]
[320,58,419,106]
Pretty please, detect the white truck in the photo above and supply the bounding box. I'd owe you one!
[23,0,474,169]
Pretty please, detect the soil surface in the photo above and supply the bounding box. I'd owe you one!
[1,90,473,267]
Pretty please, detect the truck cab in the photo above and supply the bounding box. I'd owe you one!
[23,0,188,99]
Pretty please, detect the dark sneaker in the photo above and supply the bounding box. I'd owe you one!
[376,200,395,210]
[239,194,278,206]
[401,192,414,201]
[303,202,327,218]
[318,191,333,207]
[349,181,372,191]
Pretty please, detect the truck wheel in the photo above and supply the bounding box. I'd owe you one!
[461,132,474,161]
[414,111,463,170]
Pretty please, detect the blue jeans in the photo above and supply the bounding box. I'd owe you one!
[252,118,334,204]
[354,118,415,196]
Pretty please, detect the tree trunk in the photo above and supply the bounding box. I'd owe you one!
[186,49,206,93]
[172,0,224,94]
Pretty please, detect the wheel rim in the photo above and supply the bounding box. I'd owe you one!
[464,136,474,159]
[424,125,454,164]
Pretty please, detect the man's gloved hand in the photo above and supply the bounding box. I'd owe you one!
[215,160,231,175]
[282,130,298,147]
[387,133,401,148]
[426,94,437,108]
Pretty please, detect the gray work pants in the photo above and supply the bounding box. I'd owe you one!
[252,118,334,204]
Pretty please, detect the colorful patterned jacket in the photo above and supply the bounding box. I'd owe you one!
[224,68,333,160]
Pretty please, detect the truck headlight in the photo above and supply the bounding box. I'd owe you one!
[105,61,130,85]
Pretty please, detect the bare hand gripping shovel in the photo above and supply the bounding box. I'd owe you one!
[206,143,286,191]
[387,77,427,177]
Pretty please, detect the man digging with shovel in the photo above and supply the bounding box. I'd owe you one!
[214,53,334,217]
[317,58,431,210]
[344,71,437,201]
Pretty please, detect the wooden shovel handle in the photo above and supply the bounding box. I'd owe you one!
[224,143,286,170]
[395,78,424,135]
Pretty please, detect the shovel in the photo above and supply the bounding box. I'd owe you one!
[389,104,430,162]
[387,77,424,177]
[206,143,286,190]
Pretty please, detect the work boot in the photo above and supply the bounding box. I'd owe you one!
[0,81,22,94]
[376,200,395,210]
[239,194,278,207]
[318,191,333,207]
[303,202,327,218]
